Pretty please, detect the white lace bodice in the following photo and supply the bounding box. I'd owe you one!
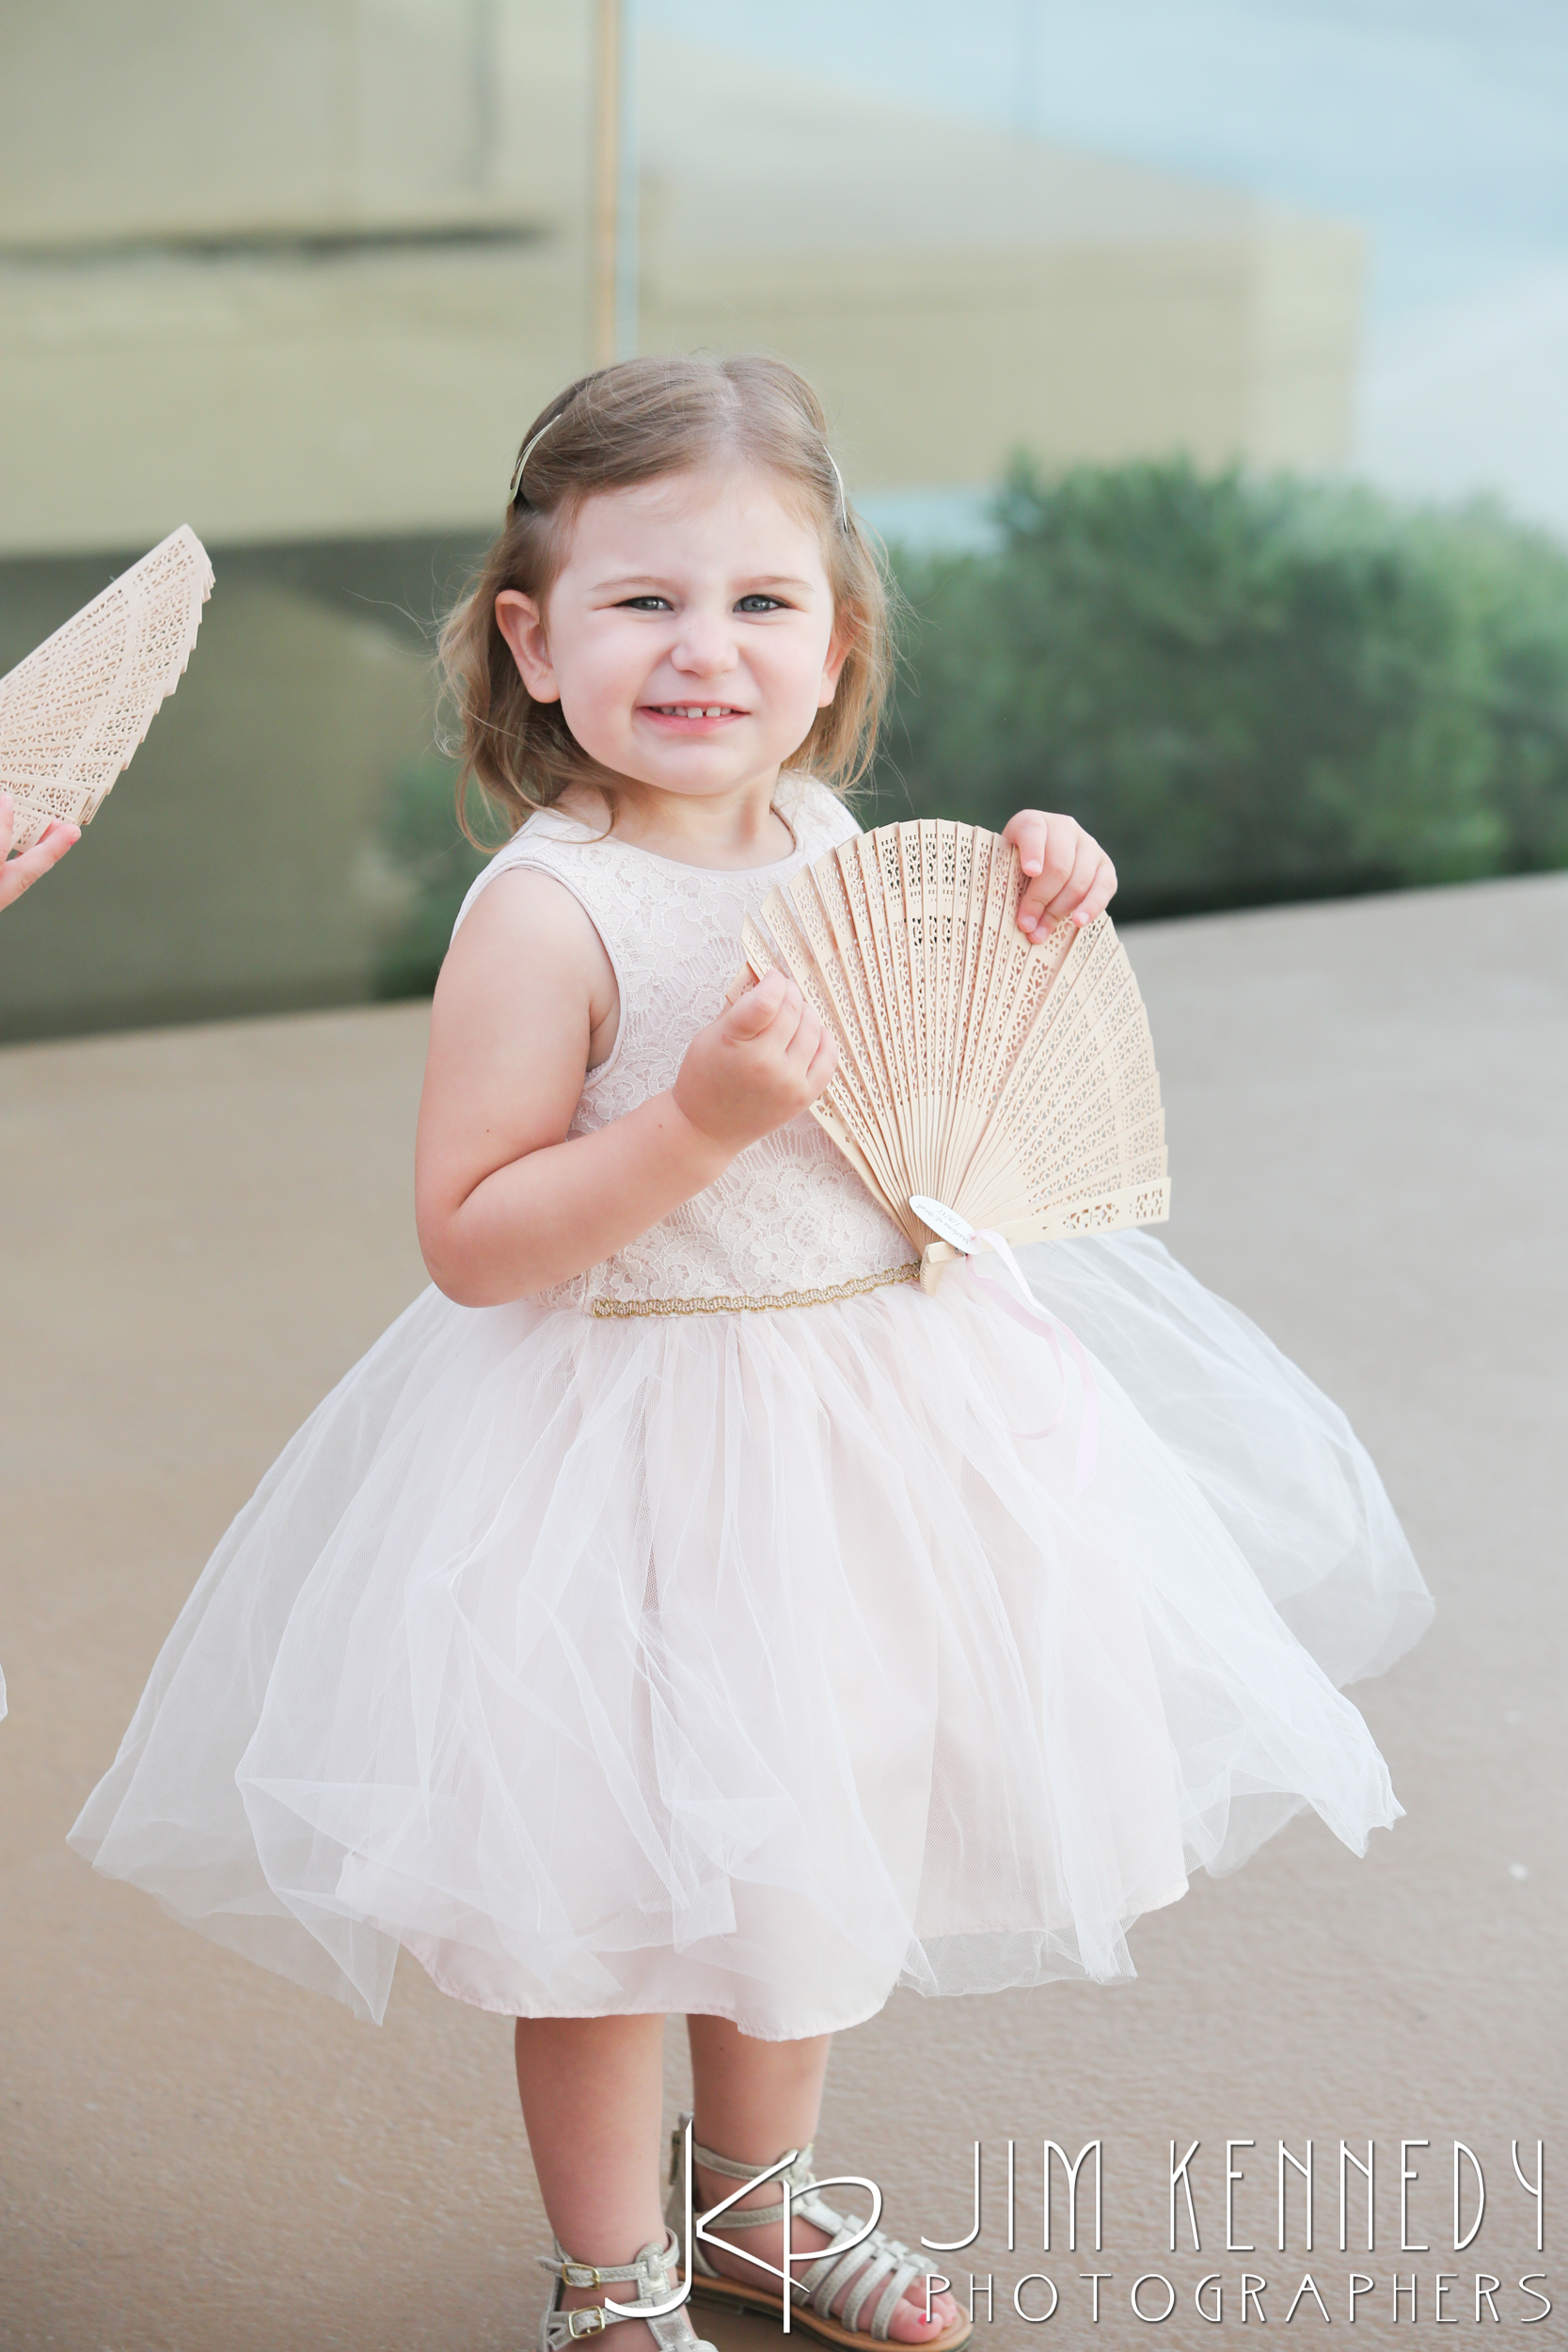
[450,775,913,1313]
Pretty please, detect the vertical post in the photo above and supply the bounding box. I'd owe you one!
[614,0,640,360]
[593,0,638,365]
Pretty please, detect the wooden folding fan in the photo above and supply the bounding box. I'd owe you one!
[740,818,1170,1291]
[0,526,214,855]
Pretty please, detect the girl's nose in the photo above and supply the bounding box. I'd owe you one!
[669,616,739,676]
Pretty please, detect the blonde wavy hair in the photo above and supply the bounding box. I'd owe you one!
[438,354,895,841]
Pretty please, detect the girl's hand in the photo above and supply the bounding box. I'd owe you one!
[0,793,80,912]
[674,970,838,1152]
[1003,809,1117,940]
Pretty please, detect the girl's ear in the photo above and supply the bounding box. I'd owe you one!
[817,613,852,708]
[495,590,560,703]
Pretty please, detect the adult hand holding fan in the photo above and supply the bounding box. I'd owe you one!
[0,525,214,864]
[739,818,1170,1293]
[0,794,78,911]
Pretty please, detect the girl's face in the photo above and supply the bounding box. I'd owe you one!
[494,463,847,809]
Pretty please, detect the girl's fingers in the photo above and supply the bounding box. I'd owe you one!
[782,1002,823,1067]
[1009,812,1077,935]
[723,968,789,1038]
[1072,853,1117,924]
[1042,834,1101,922]
[771,981,812,1055]
[1003,808,1050,882]
[804,1028,839,1095]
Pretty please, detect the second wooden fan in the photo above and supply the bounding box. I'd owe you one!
[0,526,214,855]
[740,819,1169,1286]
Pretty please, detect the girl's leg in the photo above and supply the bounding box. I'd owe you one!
[687,2011,832,2168]
[515,2014,670,2347]
[687,2016,962,2344]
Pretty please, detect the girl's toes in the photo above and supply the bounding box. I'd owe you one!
[887,2287,961,2343]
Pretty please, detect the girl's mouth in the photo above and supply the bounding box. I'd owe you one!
[642,704,747,723]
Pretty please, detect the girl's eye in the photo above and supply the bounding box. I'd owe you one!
[618,596,672,612]
[736,595,785,613]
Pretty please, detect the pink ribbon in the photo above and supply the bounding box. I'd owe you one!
[966,1228,1100,1496]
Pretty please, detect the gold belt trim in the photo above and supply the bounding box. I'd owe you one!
[589,1262,920,1318]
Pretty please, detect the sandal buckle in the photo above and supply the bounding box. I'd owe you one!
[562,2264,604,2289]
[566,2308,609,2338]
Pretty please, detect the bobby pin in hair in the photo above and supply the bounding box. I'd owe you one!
[509,403,850,533]
[508,408,568,508]
[826,450,850,533]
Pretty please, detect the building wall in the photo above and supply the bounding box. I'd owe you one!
[0,4,1365,1037]
[0,240,587,554]
[0,0,583,244]
[0,7,1363,559]
[645,232,1364,487]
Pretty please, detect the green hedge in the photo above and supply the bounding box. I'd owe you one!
[871,459,1568,916]
[371,756,490,999]
[372,461,1568,993]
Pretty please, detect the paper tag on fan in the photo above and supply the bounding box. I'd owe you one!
[910,1195,981,1254]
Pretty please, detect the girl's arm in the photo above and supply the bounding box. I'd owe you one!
[1003,810,1117,938]
[415,868,835,1307]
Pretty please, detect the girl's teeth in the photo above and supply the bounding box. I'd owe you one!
[661,706,730,718]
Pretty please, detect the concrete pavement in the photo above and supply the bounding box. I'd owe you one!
[2,874,1564,2348]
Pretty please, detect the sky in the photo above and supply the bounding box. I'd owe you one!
[647,0,1568,536]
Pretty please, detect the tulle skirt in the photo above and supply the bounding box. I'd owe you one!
[69,1233,1433,2038]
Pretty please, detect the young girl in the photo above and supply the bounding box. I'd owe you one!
[71,357,1433,2352]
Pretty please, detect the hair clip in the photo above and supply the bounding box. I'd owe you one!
[509,408,566,508]
[826,450,850,534]
[509,400,850,532]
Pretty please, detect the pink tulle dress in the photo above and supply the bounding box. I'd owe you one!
[70,775,1433,2037]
